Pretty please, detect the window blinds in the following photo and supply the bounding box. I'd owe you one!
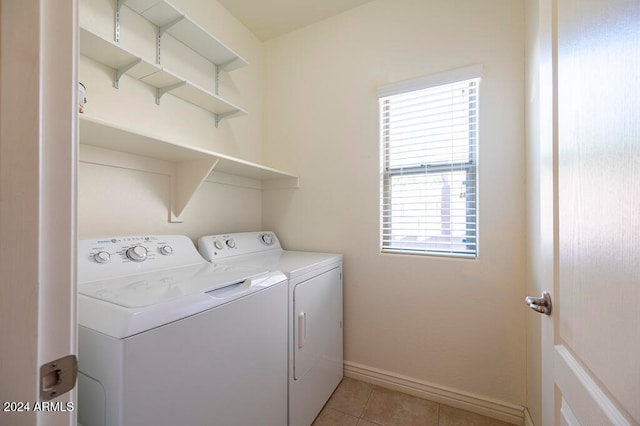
[379,68,480,257]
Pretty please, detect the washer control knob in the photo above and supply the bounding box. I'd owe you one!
[226,239,236,249]
[126,245,148,262]
[214,240,224,250]
[93,251,111,264]
[159,245,174,256]
[260,233,274,246]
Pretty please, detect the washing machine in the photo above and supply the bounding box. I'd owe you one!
[77,235,288,426]
[198,232,343,426]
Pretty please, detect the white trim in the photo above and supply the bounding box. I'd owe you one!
[554,345,632,426]
[524,407,536,426]
[560,398,581,426]
[344,361,525,425]
[377,64,483,98]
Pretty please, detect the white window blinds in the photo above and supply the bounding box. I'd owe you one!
[379,66,481,257]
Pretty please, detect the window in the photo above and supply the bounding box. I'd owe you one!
[379,66,481,257]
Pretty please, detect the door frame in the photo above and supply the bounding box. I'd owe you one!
[0,1,78,425]
[537,0,557,423]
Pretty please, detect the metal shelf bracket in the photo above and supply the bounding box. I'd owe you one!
[114,58,142,89]
[157,81,187,105]
[214,111,238,128]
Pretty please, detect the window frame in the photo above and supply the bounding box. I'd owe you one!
[378,65,482,258]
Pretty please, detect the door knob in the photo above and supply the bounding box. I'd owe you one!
[525,291,552,315]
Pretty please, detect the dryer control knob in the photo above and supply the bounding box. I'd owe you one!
[214,240,224,250]
[159,245,174,256]
[93,251,111,264]
[126,245,148,262]
[226,239,236,249]
[260,233,274,245]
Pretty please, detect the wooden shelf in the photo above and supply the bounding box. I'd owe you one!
[119,0,248,71]
[79,115,299,222]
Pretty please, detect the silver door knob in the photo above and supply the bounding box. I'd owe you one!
[525,291,552,315]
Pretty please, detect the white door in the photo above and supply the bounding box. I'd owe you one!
[293,267,343,381]
[291,267,343,426]
[537,0,640,424]
[0,1,78,425]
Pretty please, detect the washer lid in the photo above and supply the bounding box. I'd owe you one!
[79,263,268,308]
[78,270,287,339]
[79,263,206,308]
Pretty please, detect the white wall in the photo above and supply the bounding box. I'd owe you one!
[262,0,527,408]
[78,0,264,239]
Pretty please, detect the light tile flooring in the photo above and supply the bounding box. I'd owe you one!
[312,378,513,426]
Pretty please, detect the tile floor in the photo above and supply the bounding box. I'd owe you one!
[312,377,513,426]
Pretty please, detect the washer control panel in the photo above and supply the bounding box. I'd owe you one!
[79,235,206,283]
[198,232,281,260]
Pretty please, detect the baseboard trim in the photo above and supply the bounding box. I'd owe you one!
[343,361,526,425]
[524,407,535,426]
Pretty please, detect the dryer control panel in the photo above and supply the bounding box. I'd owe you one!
[79,235,206,283]
[198,232,282,261]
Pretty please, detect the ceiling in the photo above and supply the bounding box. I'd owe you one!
[217,0,375,41]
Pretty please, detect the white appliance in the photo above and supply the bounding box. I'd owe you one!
[77,235,288,426]
[198,232,343,426]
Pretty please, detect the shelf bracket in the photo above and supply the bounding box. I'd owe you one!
[114,58,141,89]
[214,110,239,128]
[156,81,187,105]
[170,158,219,223]
[156,15,185,64]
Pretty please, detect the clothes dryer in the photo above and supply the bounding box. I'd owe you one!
[198,232,343,426]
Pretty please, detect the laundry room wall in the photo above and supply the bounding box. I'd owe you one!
[261,0,527,415]
[78,0,264,239]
